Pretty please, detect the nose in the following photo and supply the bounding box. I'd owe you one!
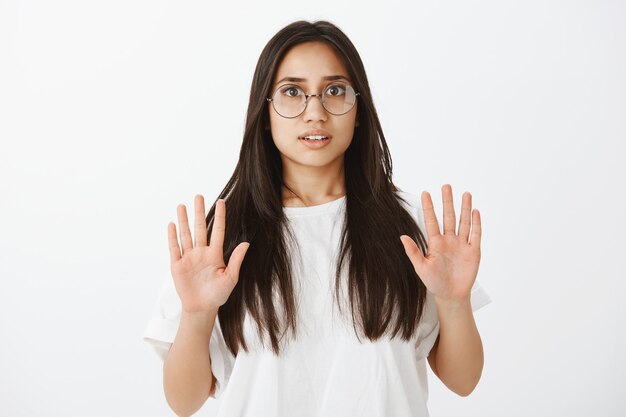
[302,94,327,122]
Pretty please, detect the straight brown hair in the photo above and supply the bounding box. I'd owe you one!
[206,20,428,356]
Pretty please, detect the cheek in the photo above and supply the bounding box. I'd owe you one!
[268,115,295,147]
[340,114,358,137]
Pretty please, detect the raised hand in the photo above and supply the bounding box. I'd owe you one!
[167,195,250,315]
[400,184,482,306]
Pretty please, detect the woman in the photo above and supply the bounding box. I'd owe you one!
[144,19,491,417]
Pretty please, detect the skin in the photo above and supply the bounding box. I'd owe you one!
[400,184,485,396]
[268,42,487,395]
[164,197,249,416]
[162,42,486,413]
[267,41,358,207]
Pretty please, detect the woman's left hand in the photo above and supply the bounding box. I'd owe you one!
[400,184,482,307]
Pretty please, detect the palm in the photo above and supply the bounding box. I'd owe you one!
[167,195,250,314]
[171,247,230,312]
[400,185,482,304]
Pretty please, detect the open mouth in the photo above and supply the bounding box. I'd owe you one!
[301,135,329,141]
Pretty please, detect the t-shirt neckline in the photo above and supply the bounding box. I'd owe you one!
[283,195,346,217]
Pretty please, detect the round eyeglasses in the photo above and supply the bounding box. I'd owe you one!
[266,83,360,118]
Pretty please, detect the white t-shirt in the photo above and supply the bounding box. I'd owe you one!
[143,190,491,416]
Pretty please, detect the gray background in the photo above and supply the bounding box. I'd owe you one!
[1,0,624,415]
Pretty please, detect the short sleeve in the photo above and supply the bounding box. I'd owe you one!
[142,277,235,400]
[395,190,493,360]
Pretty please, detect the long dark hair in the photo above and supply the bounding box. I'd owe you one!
[206,20,428,356]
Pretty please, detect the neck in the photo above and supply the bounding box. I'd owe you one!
[281,159,346,207]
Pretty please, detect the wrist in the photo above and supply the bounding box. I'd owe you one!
[434,295,471,313]
[181,308,219,326]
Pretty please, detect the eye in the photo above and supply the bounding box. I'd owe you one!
[279,85,303,97]
[325,84,346,96]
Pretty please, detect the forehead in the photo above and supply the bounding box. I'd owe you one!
[272,41,349,84]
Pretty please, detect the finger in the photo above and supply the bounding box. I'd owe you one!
[225,241,250,282]
[177,204,193,255]
[421,191,441,238]
[442,184,456,235]
[458,192,472,242]
[194,194,208,247]
[400,235,425,272]
[167,222,181,263]
[209,199,226,256]
[470,209,482,247]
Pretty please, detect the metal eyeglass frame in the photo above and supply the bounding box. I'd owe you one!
[266,85,360,119]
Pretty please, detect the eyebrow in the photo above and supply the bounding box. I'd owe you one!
[275,75,351,84]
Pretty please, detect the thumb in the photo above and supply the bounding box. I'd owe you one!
[225,241,251,281]
[400,235,425,272]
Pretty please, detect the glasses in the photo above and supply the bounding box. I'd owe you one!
[266,83,360,118]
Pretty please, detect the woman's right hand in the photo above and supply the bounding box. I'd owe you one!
[167,195,250,315]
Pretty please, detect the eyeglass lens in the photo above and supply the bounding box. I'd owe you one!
[271,84,357,118]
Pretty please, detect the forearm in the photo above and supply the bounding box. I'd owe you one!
[433,297,484,396]
[163,309,218,417]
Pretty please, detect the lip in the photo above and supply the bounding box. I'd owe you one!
[298,129,332,150]
[298,130,333,140]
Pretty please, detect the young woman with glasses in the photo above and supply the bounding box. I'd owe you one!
[144,20,491,417]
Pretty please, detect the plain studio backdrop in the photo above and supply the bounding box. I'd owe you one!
[1,0,624,416]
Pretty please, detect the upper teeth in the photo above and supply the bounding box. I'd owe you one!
[303,135,327,140]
